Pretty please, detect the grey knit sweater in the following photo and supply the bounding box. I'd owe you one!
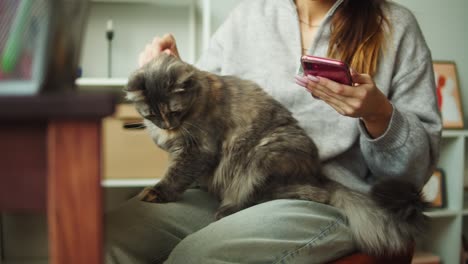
[196,0,442,192]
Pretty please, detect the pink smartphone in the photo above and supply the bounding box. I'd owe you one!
[301,55,352,85]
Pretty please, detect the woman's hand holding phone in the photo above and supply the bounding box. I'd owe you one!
[295,56,393,138]
[138,33,180,67]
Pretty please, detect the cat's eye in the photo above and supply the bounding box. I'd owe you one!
[170,111,182,117]
[183,79,194,88]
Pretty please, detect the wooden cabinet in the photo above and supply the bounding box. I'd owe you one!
[102,104,169,180]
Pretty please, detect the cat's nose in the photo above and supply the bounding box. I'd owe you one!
[160,123,175,130]
[157,122,170,130]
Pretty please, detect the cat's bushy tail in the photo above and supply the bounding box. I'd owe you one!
[329,179,428,256]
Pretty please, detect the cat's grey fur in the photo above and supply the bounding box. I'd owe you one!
[125,53,427,256]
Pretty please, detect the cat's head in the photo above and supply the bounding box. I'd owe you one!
[124,54,200,130]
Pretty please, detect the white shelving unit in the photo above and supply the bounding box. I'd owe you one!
[419,130,468,264]
[102,178,158,188]
[79,0,212,79]
[76,77,128,87]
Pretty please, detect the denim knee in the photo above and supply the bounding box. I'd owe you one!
[165,200,355,264]
[165,232,210,264]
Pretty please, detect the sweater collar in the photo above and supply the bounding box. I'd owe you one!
[285,0,344,18]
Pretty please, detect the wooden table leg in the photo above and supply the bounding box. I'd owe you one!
[47,120,103,264]
[0,215,3,264]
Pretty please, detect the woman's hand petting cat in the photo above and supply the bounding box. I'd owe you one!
[295,71,393,138]
[138,33,180,67]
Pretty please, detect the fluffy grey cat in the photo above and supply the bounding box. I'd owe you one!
[124,53,426,256]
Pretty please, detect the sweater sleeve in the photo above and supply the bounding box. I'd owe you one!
[194,30,224,74]
[358,9,442,188]
[194,1,246,74]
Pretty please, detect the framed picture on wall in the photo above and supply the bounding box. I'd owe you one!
[422,168,446,208]
[433,61,464,129]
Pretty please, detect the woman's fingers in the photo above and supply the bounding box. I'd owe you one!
[311,87,355,115]
[296,70,385,119]
[351,72,373,85]
[138,34,180,67]
[152,36,161,46]
[159,34,175,49]
[312,89,348,115]
[138,52,145,67]
[296,74,366,117]
[159,34,180,58]
[312,76,360,98]
[301,75,350,101]
[138,43,154,67]
[295,75,308,87]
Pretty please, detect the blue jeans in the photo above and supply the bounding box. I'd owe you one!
[105,188,355,264]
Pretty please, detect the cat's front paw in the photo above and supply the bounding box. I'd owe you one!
[139,187,166,203]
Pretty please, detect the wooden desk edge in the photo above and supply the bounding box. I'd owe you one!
[0,91,117,120]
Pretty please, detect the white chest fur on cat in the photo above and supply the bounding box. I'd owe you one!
[144,120,176,150]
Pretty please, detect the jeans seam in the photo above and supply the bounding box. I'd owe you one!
[152,248,172,264]
[272,216,346,264]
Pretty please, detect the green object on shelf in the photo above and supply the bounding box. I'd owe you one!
[1,0,33,73]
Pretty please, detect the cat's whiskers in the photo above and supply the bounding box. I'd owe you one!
[184,122,209,136]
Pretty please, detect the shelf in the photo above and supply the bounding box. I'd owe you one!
[76,78,128,87]
[102,178,159,187]
[441,129,468,138]
[424,209,459,218]
[91,0,195,6]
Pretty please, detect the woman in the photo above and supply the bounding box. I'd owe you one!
[106,0,441,263]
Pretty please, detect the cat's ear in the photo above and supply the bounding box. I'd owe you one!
[174,67,196,92]
[124,69,145,101]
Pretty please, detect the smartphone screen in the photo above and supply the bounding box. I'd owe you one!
[301,56,353,86]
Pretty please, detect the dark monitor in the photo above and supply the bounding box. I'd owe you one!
[0,0,89,95]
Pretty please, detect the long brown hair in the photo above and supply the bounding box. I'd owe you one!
[328,0,388,75]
